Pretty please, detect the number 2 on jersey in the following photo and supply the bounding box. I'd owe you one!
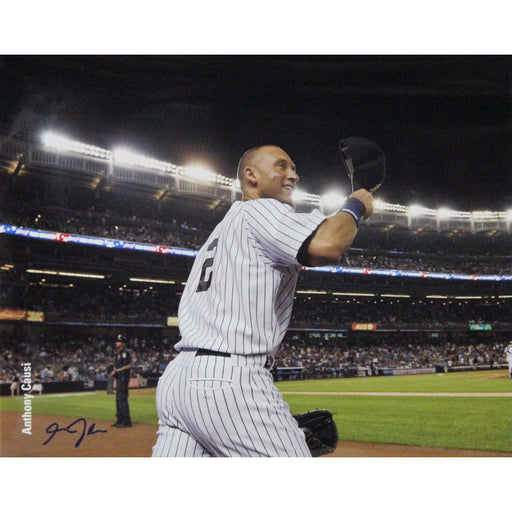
[196,238,219,292]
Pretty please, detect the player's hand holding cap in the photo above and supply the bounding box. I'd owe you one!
[339,137,386,194]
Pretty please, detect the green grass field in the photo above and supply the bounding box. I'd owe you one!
[279,370,512,452]
[2,369,511,453]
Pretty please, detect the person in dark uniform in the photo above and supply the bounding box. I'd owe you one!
[106,363,114,394]
[111,334,133,427]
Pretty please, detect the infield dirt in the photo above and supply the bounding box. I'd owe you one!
[1,411,510,457]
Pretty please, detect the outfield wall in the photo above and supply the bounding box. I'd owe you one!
[0,376,150,396]
[1,364,508,394]
[269,363,508,381]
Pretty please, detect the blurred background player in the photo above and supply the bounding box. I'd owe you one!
[111,334,133,427]
[10,373,20,397]
[505,342,512,379]
[31,375,43,395]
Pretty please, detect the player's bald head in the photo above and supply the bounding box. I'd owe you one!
[236,145,298,205]
[237,145,283,184]
[237,146,265,181]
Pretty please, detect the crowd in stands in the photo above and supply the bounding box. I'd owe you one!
[1,331,510,386]
[2,189,512,388]
[275,333,510,379]
[341,250,512,275]
[2,199,512,275]
[2,280,182,323]
[290,297,512,327]
[1,200,211,252]
[0,332,180,387]
[2,274,511,327]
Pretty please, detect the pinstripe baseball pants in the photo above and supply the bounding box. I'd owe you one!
[152,350,311,457]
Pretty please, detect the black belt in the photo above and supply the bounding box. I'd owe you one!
[193,348,275,370]
[195,348,231,358]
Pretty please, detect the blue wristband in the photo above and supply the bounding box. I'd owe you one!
[339,197,366,226]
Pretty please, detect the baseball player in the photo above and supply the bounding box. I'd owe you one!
[111,334,133,428]
[152,145,374,457]
[505,342,512,379]
[10,374,20,397]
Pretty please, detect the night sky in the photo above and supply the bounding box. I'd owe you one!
[1,54,511,211]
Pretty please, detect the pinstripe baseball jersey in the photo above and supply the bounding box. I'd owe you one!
[152,197,327,457]
[175,198,326,355]
[152,349,313,457]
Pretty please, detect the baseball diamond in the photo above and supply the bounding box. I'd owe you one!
[1,370,511,456]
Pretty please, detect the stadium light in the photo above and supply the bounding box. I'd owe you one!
[379,202,409,213]
[321,191,347,210]
[129,278,176,284]
[292,189,309,202]
[292,189,321,203]
[41,131,72,151]
[332,292,376,297]
[32,129,512,223]
[41,131,111,159]
[113,148,145,166]
[437,208,455,220]
[373,199,386,211]
[471,210,504,220]
[113,147,175,172]
[216,175,234,186]
[408,204,432,217]
[27,269,105,279]
[182,165,218,183]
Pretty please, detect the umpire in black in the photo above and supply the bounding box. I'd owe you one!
[111,334,133,427]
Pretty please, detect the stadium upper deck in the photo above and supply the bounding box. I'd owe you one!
[1,131,511,237]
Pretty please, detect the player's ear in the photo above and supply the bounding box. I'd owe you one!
[244,166,258,187]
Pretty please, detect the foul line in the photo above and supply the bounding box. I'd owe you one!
[281,391,512,397]
[37,392,98,398]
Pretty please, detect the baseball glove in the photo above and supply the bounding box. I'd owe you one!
[293,409,339,457]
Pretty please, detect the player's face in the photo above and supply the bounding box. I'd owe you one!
[252,147,299,206]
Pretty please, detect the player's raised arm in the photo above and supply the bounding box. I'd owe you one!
[301,136,384,267]
[300,188,374,267]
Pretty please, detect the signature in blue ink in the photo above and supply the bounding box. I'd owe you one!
[43,418,108,448]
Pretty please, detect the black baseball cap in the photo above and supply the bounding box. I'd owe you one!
[117,334,127,343]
